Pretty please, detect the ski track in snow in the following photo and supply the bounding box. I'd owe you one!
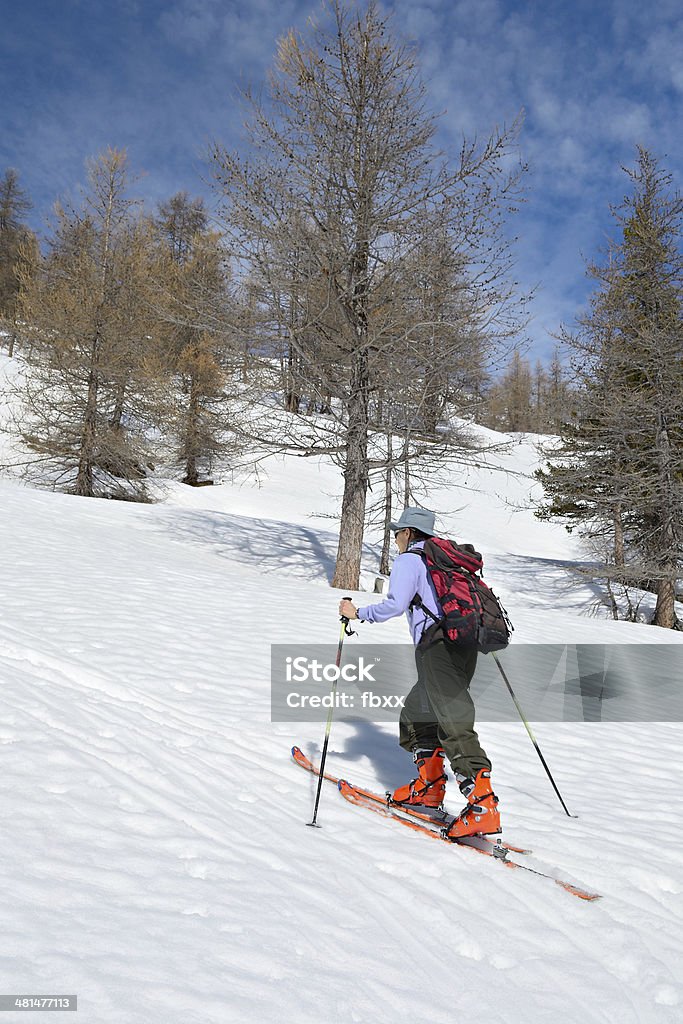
[0,415,682,1021]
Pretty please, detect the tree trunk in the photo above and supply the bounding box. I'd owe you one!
[654,577,676,629]
[605,578,620,621]
[110,377,128,432]
[184,456,199,486]
[76,355,99,497]
[332,348,369,589]
[331,63,374,591]
[183,370,200,485]
[652,411,678,629]
[403,429,411,507]
[242,339,250,384]
[75,159,115,498]
[380,429,393,576]
[613,504,624,567]
[284,338,301,413]
[422,386,442,436]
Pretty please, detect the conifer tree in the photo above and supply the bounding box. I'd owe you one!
[0,169,38,356]
[537,149,683,628]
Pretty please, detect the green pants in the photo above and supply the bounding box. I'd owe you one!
[398,639,491,779]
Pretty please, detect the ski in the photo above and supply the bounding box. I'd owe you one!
[291,745,530,855]
[292,746,601,902]
[338,779,601,902]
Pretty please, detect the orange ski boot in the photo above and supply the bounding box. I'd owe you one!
[391,748,447,809]
[445,767,501,839]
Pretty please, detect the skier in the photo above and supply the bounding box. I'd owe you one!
[338,507,500,839]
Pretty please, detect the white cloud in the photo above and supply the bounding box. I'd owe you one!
[158,0,224,50]
[3,0,682,364]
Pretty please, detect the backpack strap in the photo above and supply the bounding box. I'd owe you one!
[403,548,444,642]
[410,592,441,623]
[405,548,435,615]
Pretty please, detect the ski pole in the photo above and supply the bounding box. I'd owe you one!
[492,652,577,818]
[307,600,355,828]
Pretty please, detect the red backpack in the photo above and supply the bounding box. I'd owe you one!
[410,538,513,653]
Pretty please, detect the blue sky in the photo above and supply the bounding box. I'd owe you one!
[2,0,681,362]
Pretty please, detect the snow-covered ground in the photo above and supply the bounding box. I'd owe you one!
[0,352,682,1023]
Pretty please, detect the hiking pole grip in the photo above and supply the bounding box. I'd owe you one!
[307,599,353,828]
[492,653,577,818]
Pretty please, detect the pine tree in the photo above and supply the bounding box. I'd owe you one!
[0,169,38,355]
[0,168,31,233]
[537,149,683,628]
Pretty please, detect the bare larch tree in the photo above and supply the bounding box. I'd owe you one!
[211,0,525,588]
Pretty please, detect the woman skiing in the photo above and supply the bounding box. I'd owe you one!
[338,507,500,839]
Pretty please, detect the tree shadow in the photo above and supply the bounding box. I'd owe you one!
[151,507,379,585]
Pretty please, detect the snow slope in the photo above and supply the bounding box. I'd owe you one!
[1,357,682,1022]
